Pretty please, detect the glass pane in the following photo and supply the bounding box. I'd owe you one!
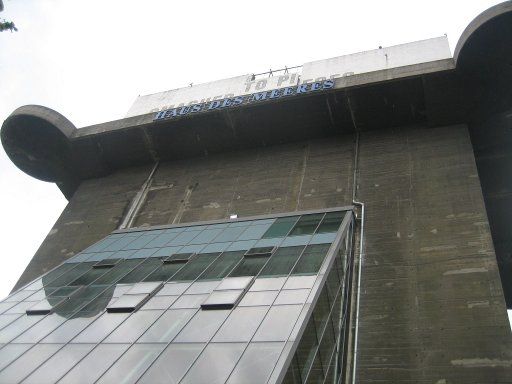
[229,256,267,277]
[93,260,142,285]
[0,314,22,330]
[170,294,208,309]
[117,258,162,284]
[41,313,100,343]
[167,231,201,246]
[123,234,158,250]
[292,244,331,275]
[47,263,94,287]
[249,277,287,291]
[180,343,245,384]
[107,293,149,313]
[0,343,32,371]
[189,228,223,244]
[214,227,246,243]
[215,276,253,291]
[237,224,273,241]
[199,251,245,280]
[239,291,278,307]
[140,295,178,310]
[213,306,268,342]
[69,267,111,286]
[138,309,195,343]
[283,275,317,290]
[281,235,312,247]
[304,353,324,384]
[38,264,80,287]
[0,344,61,383]
[144,232,181,248]
[295,316,319,381]
[262,216,298,238]
[138,343,204,384]
[143,262,183,282]
[0,315,41,343]
[259,246,305,277]
[275,289,310,305]
[174,309,229,342]
[201,290,244,309]
[313,288,332,337]
[72,312,129,343]
[103,236,140,252]
[316,211,345,233]
[170,253,219,281]
[22,343,95,384]
[13,313,66,343]
[253,305,302,342]
[96,343,165,384]
[185,281,220,295]
[105,310,163,343]
[59,344,130,384]
[157,282,191,296]
[227,342,284,384]
[289,214,324,236]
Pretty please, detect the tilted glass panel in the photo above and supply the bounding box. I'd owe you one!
[229,255,267,277]
[22,343,95,384]
[226,342,284,384]
[289,214,324,236]
[253,305,302,342]
[174,309,230,342]
[292,244,331,275]
[58,344,130,384]
[105,310,163,343]
[71,312,130,343]
[92,259,142,285]
[116,258,162,284]
[0,343,32,371]
[170,253,220,281]
[138,308,195,343]
[0,208,353,384]
[180,343,246,384]
[41,312,101,343]
[316,211,345,233]
[262,216,299,238]
[213,306,268,342]
[0,343,62,383]
[96,343,166,384]
[198,251,245,280]
[260,246,306,277]
[137,343,204,384]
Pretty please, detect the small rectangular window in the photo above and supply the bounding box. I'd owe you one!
[107,294,150,313]
[201,290,244,310]
[244,246,275,257]
[93,259,122,269]
[163,253,194,264]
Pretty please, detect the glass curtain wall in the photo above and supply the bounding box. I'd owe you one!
[0,209,354,384]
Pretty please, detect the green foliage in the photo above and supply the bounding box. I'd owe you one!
[0,20,17,32]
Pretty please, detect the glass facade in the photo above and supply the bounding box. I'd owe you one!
[0,209,354,384]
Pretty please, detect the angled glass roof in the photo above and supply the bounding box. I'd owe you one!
[0,208,354,384]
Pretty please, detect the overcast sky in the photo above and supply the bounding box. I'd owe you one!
[0,0,508,324]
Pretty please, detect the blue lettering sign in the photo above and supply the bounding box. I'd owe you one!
[154,79,335,121]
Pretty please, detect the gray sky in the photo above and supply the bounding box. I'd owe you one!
[0,0,505,310]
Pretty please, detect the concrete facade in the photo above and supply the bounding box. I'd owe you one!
[3,2,512,383]
[12,124,512,382]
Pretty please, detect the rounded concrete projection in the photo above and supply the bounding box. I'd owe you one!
[455,1,512,69]
[1,105,76,183]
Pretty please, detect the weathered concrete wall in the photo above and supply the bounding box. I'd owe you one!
[13,164,153,290]
[133,138,355,227]
[356,124,512,383]
[12,124,511,382]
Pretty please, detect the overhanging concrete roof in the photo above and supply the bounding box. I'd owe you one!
[2,1,512,199]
